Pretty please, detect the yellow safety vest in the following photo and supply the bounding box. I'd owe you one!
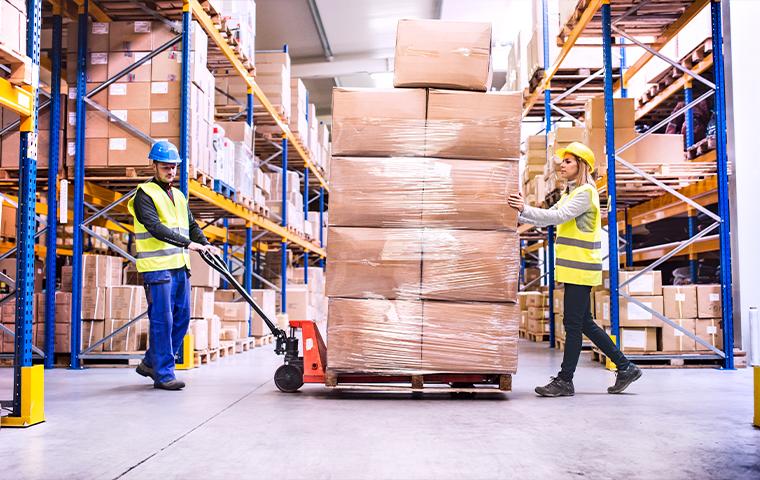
[127,182,192,273]
[554,183,603,286]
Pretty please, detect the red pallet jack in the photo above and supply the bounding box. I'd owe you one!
[200,251,511,395]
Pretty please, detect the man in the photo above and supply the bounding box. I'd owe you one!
[127,140,219,390]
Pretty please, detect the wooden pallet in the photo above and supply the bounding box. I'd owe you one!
[66,165,155,180]
[600,161,717,205]
[638,38,713,109]
[254,334,274,346]
[591,348,745,369]
[686,137,716,160]
[235,337,255,353]
[194,348,219,364]
[526,331,550,343]
[324,371,512,394]
[0,42,32,86]
[190,165,214,188]
[219,340,235,357]
[518,329,528,339]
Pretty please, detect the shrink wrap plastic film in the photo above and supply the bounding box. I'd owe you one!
[329,157,519,230]
[327,299,519,374]
[326,227,519,303]
[331,88,522,160]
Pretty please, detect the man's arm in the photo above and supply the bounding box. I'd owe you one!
[133,190,192,248]
[188,210,210,246]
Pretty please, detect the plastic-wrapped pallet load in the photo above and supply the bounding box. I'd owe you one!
[326,19,521,376]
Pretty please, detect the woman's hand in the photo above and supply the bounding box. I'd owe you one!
[508,192,525,213]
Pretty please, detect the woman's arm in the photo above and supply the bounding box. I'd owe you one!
[518,190,591,227]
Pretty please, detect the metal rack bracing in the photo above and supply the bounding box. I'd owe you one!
[524,0,732,368]
[1,0,329,426]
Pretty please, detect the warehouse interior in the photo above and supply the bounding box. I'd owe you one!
[0,0,758,479]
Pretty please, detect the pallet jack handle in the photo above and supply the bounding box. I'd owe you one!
[198,250,288,353]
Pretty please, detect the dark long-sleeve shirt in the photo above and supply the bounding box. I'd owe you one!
[133,178,209,248]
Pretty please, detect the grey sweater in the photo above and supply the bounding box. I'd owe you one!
[518,183,596,233]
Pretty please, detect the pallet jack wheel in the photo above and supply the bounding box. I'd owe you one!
[274,364,304,393]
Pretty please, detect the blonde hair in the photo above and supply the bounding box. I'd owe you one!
[574,157,594,186]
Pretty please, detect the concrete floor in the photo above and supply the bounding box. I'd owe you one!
[0,340,758,480]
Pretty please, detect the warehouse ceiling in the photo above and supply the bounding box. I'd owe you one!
[255,0,529,120]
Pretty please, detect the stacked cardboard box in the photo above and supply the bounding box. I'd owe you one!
[326,19,520,375]
[254,51,290,121]
[544,126,584,194]
[59,20,215,171]
[217,0,256,64]
[266,170,305,234]
[596,270,662,352]
[696,284,723,351]
[517,292,549,336]
[291,267,326,323]
[523,135,547,207]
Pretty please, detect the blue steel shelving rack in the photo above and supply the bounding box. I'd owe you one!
[530,0,733,367]
[1,0,44,428]
[15,0,327,368]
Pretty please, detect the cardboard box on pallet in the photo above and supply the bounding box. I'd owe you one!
[81,287,107,320]
[421,301,518,373]
[598,294,664,328]
[528,318,549,335]
[326,227,423,300]
[108,109,151,137]
[103,318,146,352]
[328,157,425,228]
[108,51,153,83]
[286,286,314,321]
[695,318,723,351]
[663,285,698,319]
[527,306,548,321]
[421,229,519,303]
[608,327,659,352]
[661,318,697,352]
[425,89,521,160]
[422,158,520,230]
[190,250,220,288]
[553,288,564,314]
[107,82,151,110]
[61,255,123,290]
[190,318,209,350]
[214,302,249,322]
[697,284,721,318]
[327,298,423,372]
[331,87,427,157]
[191,287,215,319]
[250,290,277,336]
[108,135,151,167]
[81,319,106,353]
[208,315,221,350]
[524,292,545,308]
[584,97,636,129]
[106,286,148,319]
[394,19,492,91]
[619,270,663,296]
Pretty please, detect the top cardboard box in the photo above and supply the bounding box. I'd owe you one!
[331,87,426,157]
[426,89,522,160]
[394,19,492,92]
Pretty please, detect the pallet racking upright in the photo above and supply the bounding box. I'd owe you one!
[522,0,732,367]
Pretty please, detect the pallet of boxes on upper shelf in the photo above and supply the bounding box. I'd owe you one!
[53,19,217,180]
[324,18,521,391]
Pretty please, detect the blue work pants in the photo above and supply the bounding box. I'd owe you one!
[143,267,191,383]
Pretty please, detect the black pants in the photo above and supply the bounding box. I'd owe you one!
[559,283,630,382]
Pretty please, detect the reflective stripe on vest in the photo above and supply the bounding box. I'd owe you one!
[127,182,192,273]
[554,183,603,286]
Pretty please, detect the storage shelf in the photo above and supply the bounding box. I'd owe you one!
[622,234,718,263]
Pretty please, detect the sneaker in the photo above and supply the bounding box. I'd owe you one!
[608,363,642,394]
[535,376,575,397]
[136,361,156,381]
[154,379,186,390]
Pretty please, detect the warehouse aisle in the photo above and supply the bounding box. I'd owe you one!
[0,342,757,480]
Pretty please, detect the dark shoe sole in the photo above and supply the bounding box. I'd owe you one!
[608,368,643,394]
[136,364,156,381]
[154,382,185,391]
[535,387,575,397]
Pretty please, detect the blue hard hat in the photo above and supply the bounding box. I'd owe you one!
[148,140,181,164]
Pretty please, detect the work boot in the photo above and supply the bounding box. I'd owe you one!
[154,379,186,391]
[135,361,156,381]
[608,363,642,394]
[535,376,575,397]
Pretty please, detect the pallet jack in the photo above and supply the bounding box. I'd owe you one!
[199,251,511,395]
[199,251,324,392]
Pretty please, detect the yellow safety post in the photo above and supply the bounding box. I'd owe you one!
[753,367,759,429]
[1,365,45,427]
[175,334,195,370]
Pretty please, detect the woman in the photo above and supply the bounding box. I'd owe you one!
[508,142,642,397]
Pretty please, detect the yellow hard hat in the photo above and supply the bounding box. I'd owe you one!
[556,141,596,173]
